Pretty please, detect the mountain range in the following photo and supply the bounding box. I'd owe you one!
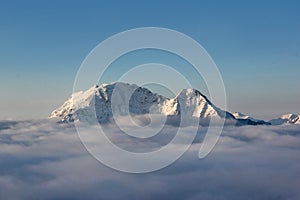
[49,82,299,126]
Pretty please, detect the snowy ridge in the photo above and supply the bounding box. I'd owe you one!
[233,112,252,120]
[49,82,270,125]
[233,112,266,123]
[269,114,300,125]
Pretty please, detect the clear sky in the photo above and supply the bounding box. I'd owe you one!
[0,0,299,120]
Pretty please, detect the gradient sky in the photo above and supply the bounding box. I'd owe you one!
[0,0,299,120]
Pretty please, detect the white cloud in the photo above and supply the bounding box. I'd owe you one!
[0,119,300,200]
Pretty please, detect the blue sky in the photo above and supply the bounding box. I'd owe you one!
[0,0,299,120]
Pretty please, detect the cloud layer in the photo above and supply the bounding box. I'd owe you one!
[0,119,300,200]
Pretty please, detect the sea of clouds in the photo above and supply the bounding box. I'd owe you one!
[0,118,300,200]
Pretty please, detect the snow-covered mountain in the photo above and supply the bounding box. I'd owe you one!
[49,82,269,125]
[269,114,300,125]
[49,82,167,123]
